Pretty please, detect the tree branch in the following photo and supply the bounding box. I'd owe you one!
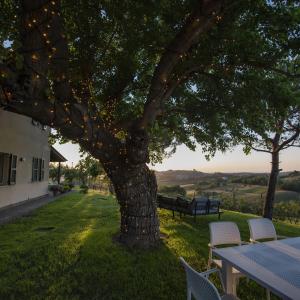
[251,146,272,154]
[276,129,300,152]
[138,0,225,129]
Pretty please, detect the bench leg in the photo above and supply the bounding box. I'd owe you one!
[172,210,175,218]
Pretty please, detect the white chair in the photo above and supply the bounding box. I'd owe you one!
[247,218,286,243]
[248,218,286,300]
[180,257,239,300]
[208,222,247,295]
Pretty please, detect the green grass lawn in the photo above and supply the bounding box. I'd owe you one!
[0,191,299,300]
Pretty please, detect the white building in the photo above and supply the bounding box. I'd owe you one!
[0,110,66,210]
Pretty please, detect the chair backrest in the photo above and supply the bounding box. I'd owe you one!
[248,218,277,241]
[209,221,242,247]
[180,257,221,300]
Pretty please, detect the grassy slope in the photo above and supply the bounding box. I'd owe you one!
[0,191,299,300]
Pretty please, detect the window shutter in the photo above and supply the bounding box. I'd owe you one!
[41,160,45,181]
[0,153,11,185]
[32,157,35,182]
[9,155,17,185]
[0,153,4,184]
[38,158,42,181]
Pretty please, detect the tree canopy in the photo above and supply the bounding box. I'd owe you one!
[1,1,299,160]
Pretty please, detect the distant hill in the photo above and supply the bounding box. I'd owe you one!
[155,170,249,186]
[155,170,207,185]
[155,169,300,186]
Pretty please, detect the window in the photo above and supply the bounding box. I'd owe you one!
[32,158,45,182]
[32,158,39,182]
[0,152,17,186]
[9,155,17,185]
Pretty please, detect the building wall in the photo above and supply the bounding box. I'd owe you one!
[0,110,50,209]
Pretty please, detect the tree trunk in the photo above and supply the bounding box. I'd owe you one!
[263,151,280,219]
[57,162,61,184]
[109,163,160,248]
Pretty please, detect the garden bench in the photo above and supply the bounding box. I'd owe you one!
[157,194,223,220]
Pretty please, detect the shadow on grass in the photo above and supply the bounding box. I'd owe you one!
[0,192,290,299]
[0,192,185,300]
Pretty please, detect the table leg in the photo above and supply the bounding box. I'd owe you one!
[222,261,236,296]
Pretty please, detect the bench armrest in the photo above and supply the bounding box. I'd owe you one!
[202,268,225,291]
[201,268,219,277]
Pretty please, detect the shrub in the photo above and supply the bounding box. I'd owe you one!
[280,180,300,193]
[80,184,89,194]
[49,184,61,196]
[158,185,186,197]
[62,184,71,193]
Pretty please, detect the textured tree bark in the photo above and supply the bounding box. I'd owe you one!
[100,129,160,248]
[263,151,280,219]
[110,163,160,248]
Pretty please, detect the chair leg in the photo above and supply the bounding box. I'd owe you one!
[266,289,270,300]
[232,278,237,296]
[187,287,192,300]
[207,249,212,270]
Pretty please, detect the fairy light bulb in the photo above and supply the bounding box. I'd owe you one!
[31,54,38,61]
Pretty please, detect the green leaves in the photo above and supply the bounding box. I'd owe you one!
[2,0,299,162]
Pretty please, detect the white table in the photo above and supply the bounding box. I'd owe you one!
[213,237,300,300]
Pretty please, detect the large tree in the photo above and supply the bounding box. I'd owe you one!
[0,0,299,247]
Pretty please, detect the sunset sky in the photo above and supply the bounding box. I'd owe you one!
[54,142,300,173]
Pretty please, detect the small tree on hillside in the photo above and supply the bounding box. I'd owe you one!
[244,107,300,219]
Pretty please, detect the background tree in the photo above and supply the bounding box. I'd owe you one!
[244,106,300,219]
[49,162,67,183]
[158,185,187,197]
[0,0,299,247]
[64,166,78,185]
[76,155,103,186]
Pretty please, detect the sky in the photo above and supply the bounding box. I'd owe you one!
[54,142,300,173]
